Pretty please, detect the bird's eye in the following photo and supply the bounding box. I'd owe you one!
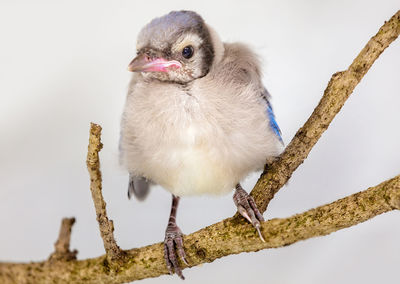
[182,45,194,59]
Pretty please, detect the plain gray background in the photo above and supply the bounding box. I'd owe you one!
[1,0,399,283]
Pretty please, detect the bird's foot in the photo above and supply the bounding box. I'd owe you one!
[164,223,188,280]
[233,184,265,242]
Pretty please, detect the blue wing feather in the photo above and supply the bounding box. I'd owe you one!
[261,89,283,143]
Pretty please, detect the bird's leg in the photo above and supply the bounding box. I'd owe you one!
[233,184,265,242]
[164,195,188,279]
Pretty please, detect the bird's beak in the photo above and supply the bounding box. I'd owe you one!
[127,53,182,72]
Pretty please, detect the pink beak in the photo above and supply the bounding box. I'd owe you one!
[127,53,182,72]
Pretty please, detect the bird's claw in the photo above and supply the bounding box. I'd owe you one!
[233,185,265,242]
[164,224,188,279]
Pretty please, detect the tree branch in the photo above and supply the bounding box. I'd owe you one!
[48,218,77,262]
[250,10,400,213]
[0,175,399,283]
[86,122,125,261]
[0,9,399,284]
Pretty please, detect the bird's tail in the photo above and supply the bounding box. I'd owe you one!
[127,174,151,201]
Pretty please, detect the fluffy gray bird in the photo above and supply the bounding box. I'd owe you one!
[120,10,283,279]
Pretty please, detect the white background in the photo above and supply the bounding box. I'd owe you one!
[1,1,399,283]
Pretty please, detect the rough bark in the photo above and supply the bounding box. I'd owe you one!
[86,123,125,262]
[0,175,399,283]
[0,9,399,284]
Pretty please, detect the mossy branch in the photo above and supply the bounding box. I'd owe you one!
[0,175,399,283]
[0,9,399,284]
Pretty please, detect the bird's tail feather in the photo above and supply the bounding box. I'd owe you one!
[128,175,151,201]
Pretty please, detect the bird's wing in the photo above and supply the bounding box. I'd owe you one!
[261,88,283,144]
[127,174,151,201]
[218,43,283,144]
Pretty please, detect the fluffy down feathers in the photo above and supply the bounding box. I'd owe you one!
[120,38,283,196]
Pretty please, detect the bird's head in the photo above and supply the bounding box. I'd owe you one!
[128,11,217,84]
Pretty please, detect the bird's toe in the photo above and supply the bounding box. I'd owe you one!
[164,225,187,279]
[233,184,265,242]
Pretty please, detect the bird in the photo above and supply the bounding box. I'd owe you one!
[119,10,283,279]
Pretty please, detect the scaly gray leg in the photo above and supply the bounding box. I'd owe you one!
[233,184,265,242]
[164,195,188,279]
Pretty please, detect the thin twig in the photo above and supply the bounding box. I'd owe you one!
[86,122,124,261]
[48,218,77,262]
